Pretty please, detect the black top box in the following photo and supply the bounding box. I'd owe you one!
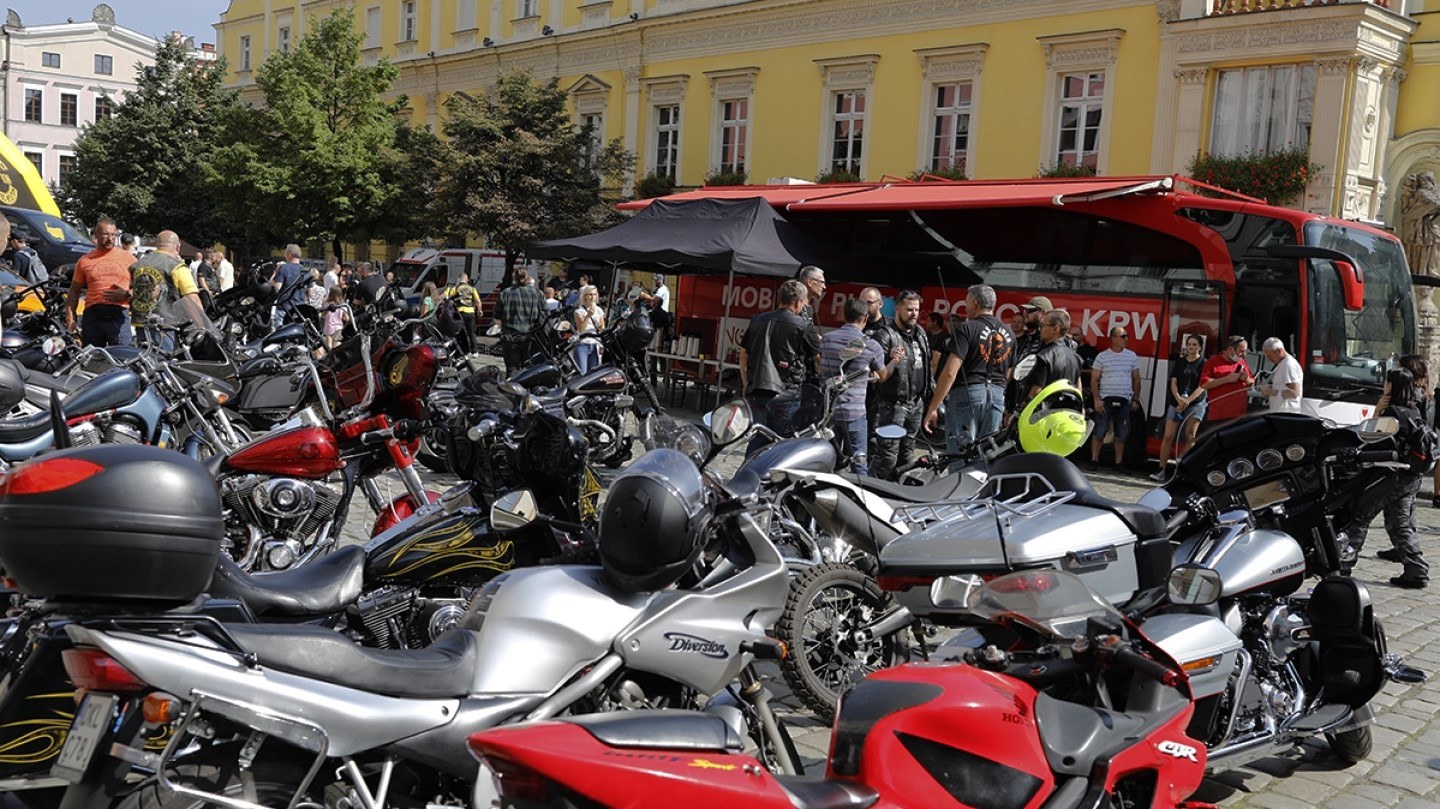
[0,444,224,604]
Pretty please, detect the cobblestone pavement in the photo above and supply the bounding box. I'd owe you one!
[335,354,1440,808]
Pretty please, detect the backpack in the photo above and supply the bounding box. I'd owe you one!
[1392,403,1438,475]
[434,294,461,337]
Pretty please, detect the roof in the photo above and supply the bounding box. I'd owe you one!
[790,177,1177,211]
[617,184,874,211]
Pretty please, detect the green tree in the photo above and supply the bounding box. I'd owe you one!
[208,7,414,256]
[62,36,243,247]
[434,70,633,269]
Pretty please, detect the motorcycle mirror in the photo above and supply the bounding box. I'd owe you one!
[708,399,752,445]
[42,336,64,357]
[839,338,866,363]
[930,575,983,610]
[1137,488,1172,511]
[555,321,573,333]
[486,322,503,337]
[1167,564,1222,606]
[490,489,539,531]
[1357,416,1400,440]
[874,424,907,441]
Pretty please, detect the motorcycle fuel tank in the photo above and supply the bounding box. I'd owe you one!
[63,368,142,416]
[363,508,515,586]
[509,362,561,391]
[1194,529,1306,598]
[739,436,837,480]
[224,425,343,478]
[566,365,627,397]
[462,565,652,695]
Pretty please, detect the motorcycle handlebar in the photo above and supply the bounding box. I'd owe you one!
[1100,636,1181,686]
[1164,507,1191,536]
[1353,449,1399,464]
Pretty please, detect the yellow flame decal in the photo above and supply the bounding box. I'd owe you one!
[385,518,516,579]
[687,759,738,771]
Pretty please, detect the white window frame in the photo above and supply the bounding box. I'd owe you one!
[915,44,986,176]
[706,67,757,179]
[642,75,688,184]
[653,104,682,181]
[1054,72,1105,171]
[278,26,291,53]
[365,7,382,47]
[827,90,866,176]
[929,82,973,173]
[1036,30,1122,175]
[402,1,418,41]
[717,98,749,176]
[814,55,878,179]
[1208,64,1316,157]
[456,0,478,31]
[517,0,538,18]
[239,35,251,71]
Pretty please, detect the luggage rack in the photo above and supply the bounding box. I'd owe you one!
[894,470,1077,527]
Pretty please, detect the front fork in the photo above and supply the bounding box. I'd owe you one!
[736,666,801,776]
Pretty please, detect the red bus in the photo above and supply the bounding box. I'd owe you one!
[653,176,1415,429]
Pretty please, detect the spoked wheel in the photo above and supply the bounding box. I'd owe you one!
[776,563,903,722]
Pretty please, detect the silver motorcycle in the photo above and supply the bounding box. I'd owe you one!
[53,450,801,809]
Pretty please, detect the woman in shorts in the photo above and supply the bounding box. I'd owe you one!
[1152,334,1208,481]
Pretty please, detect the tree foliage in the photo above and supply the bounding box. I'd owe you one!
[207,7,420,253]
[62,36,242,246]
[432,71,632,265]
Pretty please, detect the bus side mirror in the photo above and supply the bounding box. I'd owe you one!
[1333,260,1364,311]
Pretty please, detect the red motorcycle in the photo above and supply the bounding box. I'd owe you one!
[214,330,444,571]
[466,569,1215,809]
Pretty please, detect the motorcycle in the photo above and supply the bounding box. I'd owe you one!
[890,412,1426,772]
[49,437,802,809]
[466,567,1210,809]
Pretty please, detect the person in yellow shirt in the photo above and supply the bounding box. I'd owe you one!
[123,230,210,350]
[447,273,482,355]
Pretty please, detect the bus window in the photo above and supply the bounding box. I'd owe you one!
[1303,222,1414,401]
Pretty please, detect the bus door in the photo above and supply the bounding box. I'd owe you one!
[1158,280,1223,426]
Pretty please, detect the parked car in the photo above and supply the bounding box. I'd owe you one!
[0,205,93,274]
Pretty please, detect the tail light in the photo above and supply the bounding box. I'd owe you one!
[62,647,146,694]
[877,575,936,592]
[0,457,104,496]
[469,752,551,803]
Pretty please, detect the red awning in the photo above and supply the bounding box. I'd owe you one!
[617,183,877,211]
[788,176,1177,211]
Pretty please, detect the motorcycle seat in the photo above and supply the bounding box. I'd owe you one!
[566,710,743,752]
[986,454,1166,538]
[208,545,365,618]
[0,410,51,443]
[773,777,880,809]
[0,357,28,411]
[222,623,479,699]
[839,470,975,505]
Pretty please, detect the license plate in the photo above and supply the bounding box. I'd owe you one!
[51,693,119,783]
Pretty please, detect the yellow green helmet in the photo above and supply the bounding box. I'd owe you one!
[1018,380,1091,456]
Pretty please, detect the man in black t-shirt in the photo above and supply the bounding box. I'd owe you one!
[739,279,821,455]
[925,284,1014,456]
[1022,309,1083,399]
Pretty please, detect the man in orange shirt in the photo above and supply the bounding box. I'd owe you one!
[66,217,135,347]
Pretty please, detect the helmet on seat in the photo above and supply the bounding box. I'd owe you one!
[599,448,709,593]
[1018,380,1090,456]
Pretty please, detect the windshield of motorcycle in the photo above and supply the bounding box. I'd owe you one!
[965,569,1124,639]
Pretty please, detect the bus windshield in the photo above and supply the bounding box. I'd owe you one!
[1303,222,1415,399]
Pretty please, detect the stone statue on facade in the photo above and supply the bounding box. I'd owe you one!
[1401,171,1440,327]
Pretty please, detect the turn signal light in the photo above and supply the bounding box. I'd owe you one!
[142,692,181,724]
[61,647,146,694]
[468,753,550,803]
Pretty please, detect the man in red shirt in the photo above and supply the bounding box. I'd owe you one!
[66,217,134,347]
[1198,335,1255,422]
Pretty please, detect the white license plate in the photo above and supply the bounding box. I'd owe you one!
[51,693,119,783]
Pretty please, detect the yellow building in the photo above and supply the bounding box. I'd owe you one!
[217,0,1431,225]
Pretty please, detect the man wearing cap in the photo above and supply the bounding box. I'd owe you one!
[1008,296,1053,419]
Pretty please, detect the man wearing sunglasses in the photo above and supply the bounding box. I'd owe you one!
[1089,326,1141,469]
[1198,336,1255,424]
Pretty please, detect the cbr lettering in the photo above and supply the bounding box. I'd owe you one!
[1158,740,1199,762]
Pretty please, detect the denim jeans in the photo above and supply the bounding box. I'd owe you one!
[947,382,1005,451]
[835,416,870,476]
[870,398,922,481]
[572,343,600,375]
[1344,473,1428,579]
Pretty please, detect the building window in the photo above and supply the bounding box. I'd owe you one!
[930,82,972,172]
[94,54,113,75]
[1056,72,1104,170]
[23,88,41,123]
[60,93,77,127]
[365,7,381,47]
[457,0,478,30]
[41,52,60,68]
[58,155,76,187]
[718,98,748,175]
[23,152,41,174]
[654,104,681,181]
[580,112,604,166]
[240,35,251,71]
[94,96,114,121]
[829,90,866,175]
[1209,64,1315,157]
[517,0,538,18]
[278,27,290,53]
[402,1,418,40]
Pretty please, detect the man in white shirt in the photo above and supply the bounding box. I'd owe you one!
[1089,326,1142,468]
[322,257,340,293]
[1261,336,1302,411]
[212,251,235,292]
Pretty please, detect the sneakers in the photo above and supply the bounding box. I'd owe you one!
[1390,573,1429,590]
[1377,548,1403,563]
[1432,495,1440,509]
[1148,467,1172,483]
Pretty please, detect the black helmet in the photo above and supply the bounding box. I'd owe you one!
[599,448,708,593]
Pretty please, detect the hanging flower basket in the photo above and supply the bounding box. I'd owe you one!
[1186,148,1319,206]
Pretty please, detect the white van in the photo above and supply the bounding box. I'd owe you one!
[389,248,539,304]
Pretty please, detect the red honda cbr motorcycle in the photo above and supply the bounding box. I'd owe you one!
[467,569,1215,809]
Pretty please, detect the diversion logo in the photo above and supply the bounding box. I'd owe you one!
[664,632,729,659]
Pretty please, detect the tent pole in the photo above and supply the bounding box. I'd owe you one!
[715,267,736,409]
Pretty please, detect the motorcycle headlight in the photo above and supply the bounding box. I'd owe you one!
[467,416,500,442]
[672,424,712,466]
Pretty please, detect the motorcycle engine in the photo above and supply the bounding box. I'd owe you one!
[103,419,145,444]
[221,474,344,553]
